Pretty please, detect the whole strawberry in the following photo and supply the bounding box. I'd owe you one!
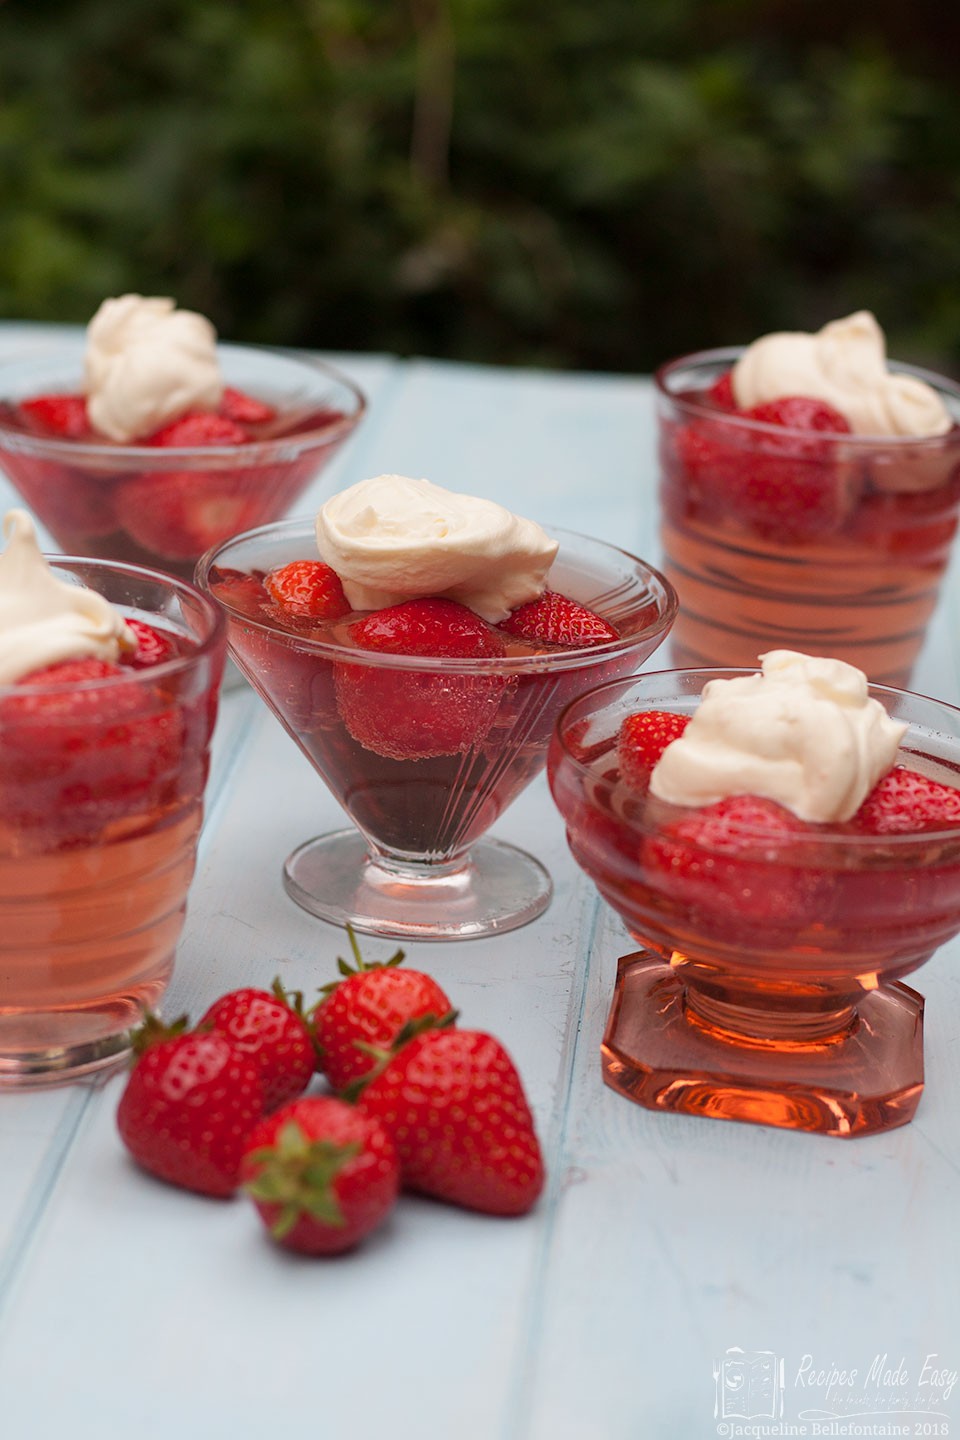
[313,927,453,1092]
[241,1096,400,1255]
[199,980,318,1111]
[358,1026,544,1217]
[116,1020,264,1197]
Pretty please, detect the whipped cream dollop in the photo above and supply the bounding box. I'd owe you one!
[84,294,224,442]
[0,509,135,684]
[649,650,906,823]
[315,474,559,622]
[731,311,952,438]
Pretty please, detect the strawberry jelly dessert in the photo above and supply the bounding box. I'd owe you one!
[199,475,676,939]
[0,509,225,1086]
[656,312,960,686]
[0,295,365,581]
[548,651,960,1136]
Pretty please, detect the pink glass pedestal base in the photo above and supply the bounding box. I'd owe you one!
[601,952,925,1138]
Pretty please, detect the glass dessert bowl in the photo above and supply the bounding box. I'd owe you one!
[0,514,226,1087]
[198,517,677,941]
[0,338,366,583]
[657,314,960,687]
[548,664,960,1137]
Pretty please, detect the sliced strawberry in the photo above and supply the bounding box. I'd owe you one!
[17,393,91,439]
[124,618,179,669]
[617,710,689,790]
[852,765,960,835]
[206,565,272,620]
[707,371,737,411]
[264,560,351,620]
[218,386,277,426]
[146,411,249,447]
[334,597,506,760]
[501,590,618,647]
[115,469,263,561]
[643,794,818,930]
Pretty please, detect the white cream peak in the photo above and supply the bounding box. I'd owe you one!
[315,474,559,623]
[649,650,907,823]
[84,294,224,442]
[732,311,952,438]
[0,509,135,684]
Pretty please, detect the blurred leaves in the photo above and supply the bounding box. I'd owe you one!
[1,0,959,373]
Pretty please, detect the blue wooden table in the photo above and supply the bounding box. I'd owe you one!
[2,325,959,1440]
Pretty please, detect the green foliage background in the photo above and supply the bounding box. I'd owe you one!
[2,0,959,374]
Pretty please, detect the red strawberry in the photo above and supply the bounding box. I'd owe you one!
[199,981,317,1111]
[18,392,91,439]
[0,658,185,841]
[241,1096,399,1255]
[334,597,507,760]
[745,396,851,434]
[264,560,351,620]
[206,565,272,620]
[124,618,179,669]
[116,1025,264,1197]
[219,386,277,426]
[501,590,619,647]
[617,710,689,790]
[358,1026,544,1216]
[312,928,453,1092]
[707,371,737,410]
[643,793,818,929]
[115,470,263,561]
[852,765,960,835]
[146,411,249,447]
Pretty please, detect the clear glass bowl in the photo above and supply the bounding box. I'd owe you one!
[0,340,366,582]
[548,668,960,1136]
[198,520,678,941]
[0,556,226,1087]
[656,349,960,686]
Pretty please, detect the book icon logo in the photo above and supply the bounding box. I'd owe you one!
[713,1347,785,1420]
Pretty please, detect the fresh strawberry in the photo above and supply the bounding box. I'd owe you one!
[115,469,263,561]
[358,1026,544,1216]
[264,560,351,620]
[671,412,857,542]
[218,386,277,426]
[617,710,689,790]
[643,794,819,930]
[199,981,317,1111]
[312,928,453,1092]
[116,1025,264,1197]
[124,617,179,669]
[707,371,737,410]
[241,1096,399,1255]
[0,658,185,841]
[146,411,249,447]
[745,396,852,434]
[18,392,91,439]
[334,597,507,760]
[501,590,619,647]
[205,565,272,620]
[852,765,960,835]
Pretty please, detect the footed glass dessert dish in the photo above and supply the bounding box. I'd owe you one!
[548,668,960,1136]
[199,520,677,940]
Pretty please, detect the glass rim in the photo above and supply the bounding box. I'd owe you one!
[0,551,227,696]
[653,345,960,446]
[196,517,679,674]
[0,342,367,464]
[552,663,960,848]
